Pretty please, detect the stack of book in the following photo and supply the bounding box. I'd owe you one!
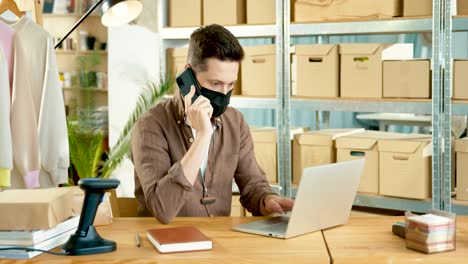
[0,216,79,259]
[405,213,456,254]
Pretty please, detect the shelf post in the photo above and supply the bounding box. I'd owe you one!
[442,0,453,212]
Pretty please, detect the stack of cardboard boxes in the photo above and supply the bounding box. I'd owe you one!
[168,0,468,27]
[294,0,402,22]
[250,127,308,184]
[292,130,432,199]
[168,0,278,27]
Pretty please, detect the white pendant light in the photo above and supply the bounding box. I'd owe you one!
[101,0,143,27]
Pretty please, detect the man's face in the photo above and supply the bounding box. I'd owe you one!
[194,58,239,95]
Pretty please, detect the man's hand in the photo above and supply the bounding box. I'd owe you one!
[261,195,294,216]
[184,85,213,136]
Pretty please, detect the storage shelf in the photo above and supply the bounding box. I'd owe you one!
[160,16,468,40]
[292,98,433,114]
[231,96,277,109]
[291,17,432,36]
[453,16,468,31]
[161,24,277,39]
[291,189,468,215]
[291,17,468,36]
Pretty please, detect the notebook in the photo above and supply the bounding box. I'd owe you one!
[232,159,365,239]
[146,226,212,253]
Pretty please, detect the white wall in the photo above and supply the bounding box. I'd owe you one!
[108,25,159,197]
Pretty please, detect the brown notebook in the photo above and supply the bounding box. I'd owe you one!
[146,226,212,253]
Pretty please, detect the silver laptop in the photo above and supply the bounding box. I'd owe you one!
[232,159,365,239]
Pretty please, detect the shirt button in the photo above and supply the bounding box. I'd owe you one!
[189,138,194,143]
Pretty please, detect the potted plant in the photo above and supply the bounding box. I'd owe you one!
[66,76,173,184]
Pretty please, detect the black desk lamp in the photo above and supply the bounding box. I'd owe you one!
[54,0,142,50]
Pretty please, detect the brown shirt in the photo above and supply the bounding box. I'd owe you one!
[131,93,276,224]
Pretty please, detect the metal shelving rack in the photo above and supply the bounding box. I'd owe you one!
[156,0,467,214]
[283,0,467,214]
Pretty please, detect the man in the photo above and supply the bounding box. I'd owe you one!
[131,24,294,224]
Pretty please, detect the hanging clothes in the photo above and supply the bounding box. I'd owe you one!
[6,16,69,188]
[0,20,13,91]
[0,45,12,187]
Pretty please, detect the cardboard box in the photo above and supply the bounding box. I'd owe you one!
[231,195,245,216]
[458,0,468,15]
[403,0,432,17]
[247,0,275,24]
[242,45,276,96]
[166,47,188,80]
[0,188,74,230]
[403,0,465,16]
[251,127,308,183]
[453,60,468,100]
[336,131,408,194]
[70,186,113,226]
[251,128,277,183]
[340,43,413,98]
[379,136,432,199]
[203,0,245,25]
[383,59,431,99]
[456,138,468,201]
[292,128,364,185]
[294,0,402,22]
[292,44,339,98]
[168,0,202,27]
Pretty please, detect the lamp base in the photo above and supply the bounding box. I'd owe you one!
[62,226,116,255]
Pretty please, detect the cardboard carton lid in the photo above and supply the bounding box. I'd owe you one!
[251,127,276,143]
[335,131,408,150]
[378,137,432,154]
[456,138,468,153]
[251,127,308,142]
[295,128,364,146]
[0,188,74,230]
[167,47,188,57]
[383,59,430,63]
[294,44,337,56]
[339,43,383,55]
[243,45,276,56]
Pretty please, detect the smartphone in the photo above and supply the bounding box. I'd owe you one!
[176,67,202,104]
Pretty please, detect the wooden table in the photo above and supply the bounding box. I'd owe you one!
[323,216,468,264]
[8,217,329,264]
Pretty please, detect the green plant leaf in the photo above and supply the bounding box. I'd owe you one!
[100,76,174,178]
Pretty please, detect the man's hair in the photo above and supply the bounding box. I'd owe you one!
[188,24,244,72]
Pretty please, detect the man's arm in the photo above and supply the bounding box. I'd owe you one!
[132,87,213,224]
[233,116,280,215]
[131,117,192,224]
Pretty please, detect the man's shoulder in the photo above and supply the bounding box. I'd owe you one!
[221,107,245,123]
[138,98,174,124]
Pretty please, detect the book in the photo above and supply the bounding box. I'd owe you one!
[0,228,76,259]
[0,216,79,245]
[146,226,212,253]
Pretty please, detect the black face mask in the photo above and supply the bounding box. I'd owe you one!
[201,88,232,118]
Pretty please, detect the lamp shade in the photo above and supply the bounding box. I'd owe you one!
[101,0,143,27]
